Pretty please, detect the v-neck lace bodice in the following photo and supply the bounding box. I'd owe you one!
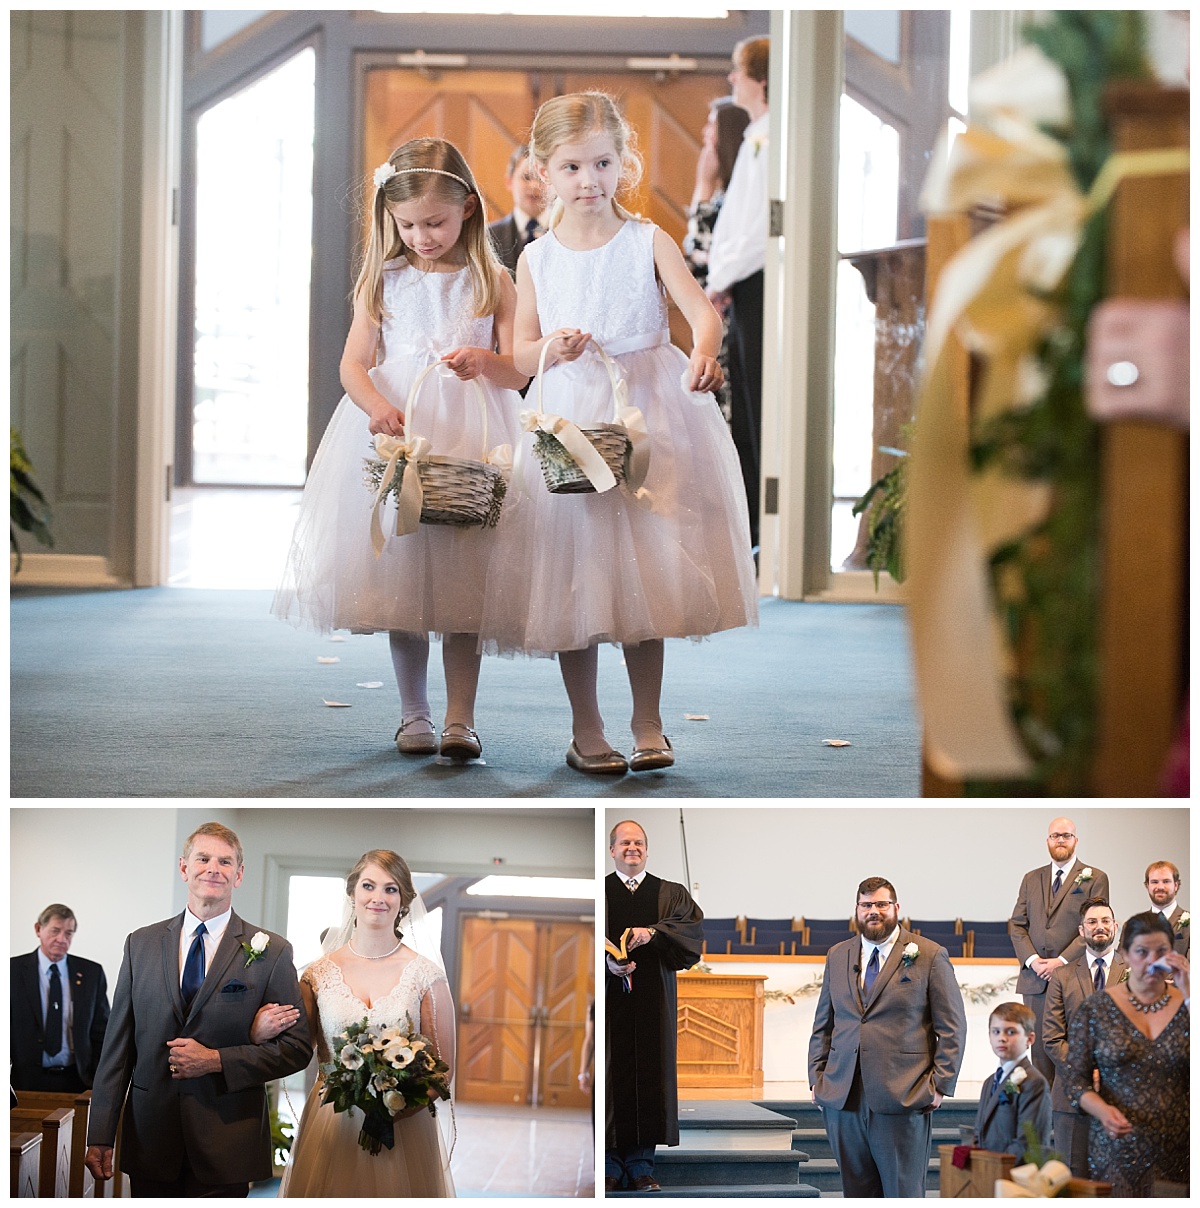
[303,954,446,1063]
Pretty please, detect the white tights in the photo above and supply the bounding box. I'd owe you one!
[388,631,481,734]
[558,640,665,756]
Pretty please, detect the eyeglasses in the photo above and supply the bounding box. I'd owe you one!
[857,901,896,911]
[1048,833,1076,841]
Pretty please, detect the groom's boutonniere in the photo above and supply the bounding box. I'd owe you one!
[899,941,919,981]
[1072,866,1094,891]
[1001,1066,1027,1099]
[242,931,270,967]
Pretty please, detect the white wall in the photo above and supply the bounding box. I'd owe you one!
[604,806,1190,925]
[12,806,595,990]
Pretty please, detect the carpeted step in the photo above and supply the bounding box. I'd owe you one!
[796,1157,940,1193]
[766,1098,979,1131]
[608,1184,819,1198]
[678,1101,799,1151]
[655,1149,806,1187]
[791,1127,959,1160]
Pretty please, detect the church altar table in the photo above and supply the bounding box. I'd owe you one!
[684,956,1019,1088]
[676,973,765,1088]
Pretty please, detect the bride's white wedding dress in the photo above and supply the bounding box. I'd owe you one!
[279,954,456,1198]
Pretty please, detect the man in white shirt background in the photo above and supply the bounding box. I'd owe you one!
[705,36,770,552]
[1144,860,1189,957]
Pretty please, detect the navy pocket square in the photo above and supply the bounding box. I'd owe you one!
[221,980,248,994]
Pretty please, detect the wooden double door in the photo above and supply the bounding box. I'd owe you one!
[457,916,593,1108]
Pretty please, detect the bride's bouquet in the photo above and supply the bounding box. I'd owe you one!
[319,1014,452,1155]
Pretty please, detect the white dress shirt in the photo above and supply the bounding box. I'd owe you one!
[37,949,73,1067]
[705,112,770,294]
[179,907,232,986]
[859,925,901,987]
[622,869,649,890]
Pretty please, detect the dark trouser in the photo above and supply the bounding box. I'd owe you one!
[726,269,764,549]
[130,1153,249,1198]
[605,1145,656,1183]
[1052,1110,1090,1179]
[824,1070,933,1198]
[1021,991,1055,1084]
[15,1064,86,1094]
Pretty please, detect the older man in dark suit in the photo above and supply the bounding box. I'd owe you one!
[1008,817,1109,1082]
[85,822,311,1198]
[1042,897,1127,1177]
[808,876,967,1197]
[11,903,110,1094]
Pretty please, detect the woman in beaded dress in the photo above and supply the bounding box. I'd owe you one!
[267,850,455,1198]
[1064,911,1189,1196]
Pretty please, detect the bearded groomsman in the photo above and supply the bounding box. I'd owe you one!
[808,876,966,1198]
[1008,817,1109,1082]
[1144,861,1189,958]
[1042,898,1127,1178]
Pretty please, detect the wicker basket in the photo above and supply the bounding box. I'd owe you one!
[366,361,506,537]
[530,337,630,494]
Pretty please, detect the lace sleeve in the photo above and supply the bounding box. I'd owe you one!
[419,968,456,1082]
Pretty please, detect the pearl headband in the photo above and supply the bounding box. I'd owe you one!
[373,162,473,192]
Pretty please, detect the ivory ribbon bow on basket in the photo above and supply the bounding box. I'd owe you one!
[369,358,510,556]
[518,335,652,499]
[905,44,1189,780]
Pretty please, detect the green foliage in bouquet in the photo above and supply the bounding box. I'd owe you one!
[11,428,54,571]
[320,1015,451,1155]
[969,12,1153,794]
[851,440,909,587]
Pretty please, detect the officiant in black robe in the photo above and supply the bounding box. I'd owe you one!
[605,820,704,1193]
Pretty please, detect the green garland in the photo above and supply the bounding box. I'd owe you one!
[969,12,1152,795]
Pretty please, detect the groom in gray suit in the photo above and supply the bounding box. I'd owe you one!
[85,822,311,1197]
[808,876,966,1198]
[1008,817,1109,1082]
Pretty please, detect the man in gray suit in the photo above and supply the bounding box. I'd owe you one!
[1041,897,1127,1178]
[1144,860,1189,958]
[85,822,311,1197]
[808,876,967,1198]
[1008,817,1109,1082]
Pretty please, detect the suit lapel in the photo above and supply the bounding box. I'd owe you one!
[847,942,865,1014]
[163,913,186,1025]
[1045,860,1078,921]
[1073,958,1093,1000]
[864,929,908,1008]
[979,1073,1000,1130]
[22,951,45,1031]
[186,912,246,1020]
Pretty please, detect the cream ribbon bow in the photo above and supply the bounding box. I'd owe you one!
[370,431,431,555]
[519,407,617,492]
[906,44,1190,779]
[590,340,651,497]
[485,444,513,478]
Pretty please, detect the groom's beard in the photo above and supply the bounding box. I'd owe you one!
[856,917,894,943]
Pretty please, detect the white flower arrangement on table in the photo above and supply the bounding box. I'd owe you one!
[1001,1066,1028,1099]
[242,931,270,967]
[1073,867,1094,889]
[320,1015,451,1155]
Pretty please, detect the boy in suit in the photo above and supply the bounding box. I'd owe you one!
[974,1001,1051,1159]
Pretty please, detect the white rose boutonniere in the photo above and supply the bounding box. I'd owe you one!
[1073,866,1094,888]
[242,931,270,967]
[1001,1066,1027,1097]
[901,941,920,967]
[1178,912,1190,930]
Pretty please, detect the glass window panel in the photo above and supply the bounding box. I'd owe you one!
[844,11,902,65]
[193,46,314,485]
[200,11,268,53]
[948,10,971,118]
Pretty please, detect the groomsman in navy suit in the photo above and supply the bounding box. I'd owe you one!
[1008,817,1109,1082]
[808,876,966,1197]
[10,904,110,1094]
[1144,861,1189,958]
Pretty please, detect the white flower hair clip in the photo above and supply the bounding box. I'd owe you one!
[374,162,398,190]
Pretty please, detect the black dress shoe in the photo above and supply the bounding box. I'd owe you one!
[631,1175,662,1192]
[604,1176,620,1192]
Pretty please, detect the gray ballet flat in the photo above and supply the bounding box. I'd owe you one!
[440,723,482,761]
[630,736,674,772]
[565,741,628,776]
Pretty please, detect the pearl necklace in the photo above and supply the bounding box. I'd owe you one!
[1126,985,1172,1013]
[348,937,403,960]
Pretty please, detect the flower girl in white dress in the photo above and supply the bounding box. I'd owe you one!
[481,92,758,775]
[259,851,456,1198]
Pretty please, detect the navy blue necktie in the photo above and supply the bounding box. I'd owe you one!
[863,946,880,994]
[1093,957,1106,992]
[182,923,207,1009]
[44,963,63,1057]
[524,216,539,247]
[993,1066,1004,1094]
[1052,869,1063,896]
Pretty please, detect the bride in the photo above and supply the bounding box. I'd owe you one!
[256,850,456,1197]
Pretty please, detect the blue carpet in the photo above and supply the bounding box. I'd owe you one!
[10,588,919,798]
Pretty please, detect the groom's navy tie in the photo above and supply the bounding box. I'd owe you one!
[182,922,207,1009]
[863,946,880,994]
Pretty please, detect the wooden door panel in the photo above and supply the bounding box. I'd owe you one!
[537,921,593,1108]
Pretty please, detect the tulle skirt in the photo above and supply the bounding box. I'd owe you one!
[480,341,758,655]
[272,359,520,637]
[278,1083,455,1198]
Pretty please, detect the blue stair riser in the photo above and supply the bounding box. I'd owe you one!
[765,1099,979,1130]
[792,1158,940,1193]
[791,1128,959,1160]
[655,1151,803,1188]
[609,1184,820,1198]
